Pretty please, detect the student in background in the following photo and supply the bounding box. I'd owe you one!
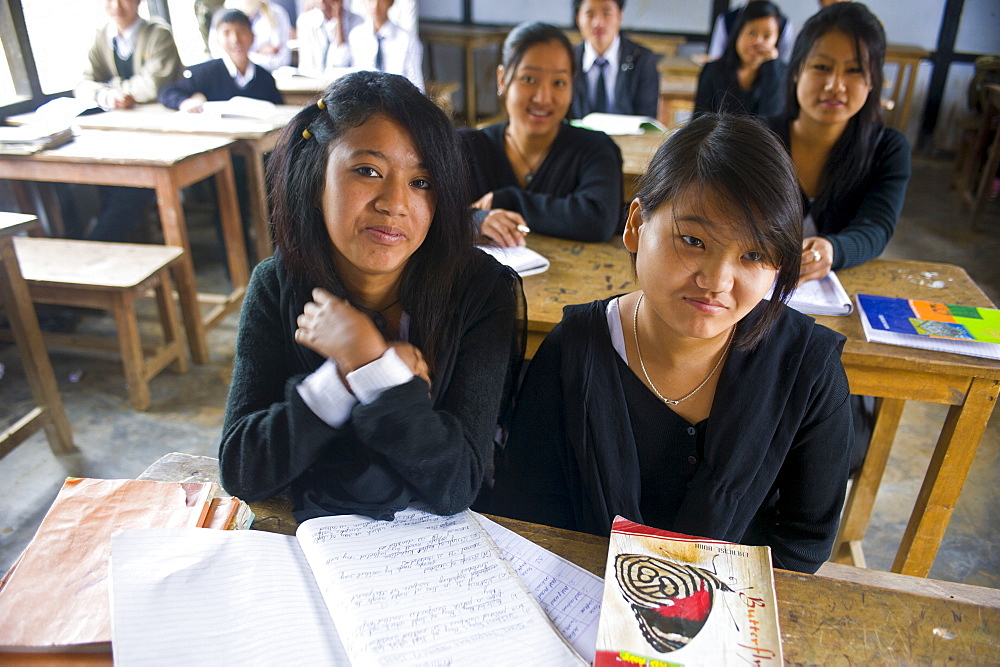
[568,0,659,119]
[222,0,292,70]
[709,0,794,63]
[491,114,854,574]
[694,1,786,118]
[461,22,623,247]
[347,0,424,91]
[159,9,284,110]
[766,2,910,285]
[73,0,183,243]
[76,0,183,109]
[348,0,416,35]
[219,72,525,521]
[296,0,363,75]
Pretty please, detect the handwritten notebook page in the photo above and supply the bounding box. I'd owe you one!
[296,508,586,665]
[109,528,349,665]
[476,514,603,662]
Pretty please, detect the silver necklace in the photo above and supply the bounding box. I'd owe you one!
[631,293,733,406]
[505,128,544,184]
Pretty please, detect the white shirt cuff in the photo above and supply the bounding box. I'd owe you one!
[296,359,356,427]
[347,347,414,405]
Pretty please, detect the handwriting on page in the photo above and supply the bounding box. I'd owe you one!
[297,509,583,664]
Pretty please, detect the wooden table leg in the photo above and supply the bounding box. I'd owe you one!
[111,289,151,412]
[971,110,1000,230]
[0,237,75,457]
[833,397,906,567]
[234,141,272,263]
[213,157,250,289]
[152,170,210,364]
[892,376,1000,576]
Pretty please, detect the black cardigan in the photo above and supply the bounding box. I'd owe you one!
[694,58,786,118]
[158,58,284,109]
[460,122,623,243]
[219,251,524,521]
[492,298,854,574]
[767,117,911,270]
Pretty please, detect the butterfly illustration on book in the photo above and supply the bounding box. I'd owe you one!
[614,553,734,653]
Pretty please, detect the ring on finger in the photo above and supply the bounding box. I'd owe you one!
[810,249,821,262]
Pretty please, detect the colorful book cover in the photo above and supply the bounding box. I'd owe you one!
[595,516,781,666]
[856,294,1000,360]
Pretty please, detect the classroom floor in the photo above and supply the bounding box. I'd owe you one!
[1,155,998,589]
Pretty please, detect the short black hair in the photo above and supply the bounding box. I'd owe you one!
[573,0,625,14]
[633,113,802,351]
[211,8,253,31]
[499,22,576,92]
[267,71,475,370]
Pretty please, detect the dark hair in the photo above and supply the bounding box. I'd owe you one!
[633,114,802,351]
[780,2,886,223]
[573,0,624,14]
[720,1,782,71]
[211,8,252,31]
[267,71,475,372]
[499,22,576,92]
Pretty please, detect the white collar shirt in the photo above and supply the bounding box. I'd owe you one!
[582,34,620,112]
[222,53,257,88]
[108,18,142,59]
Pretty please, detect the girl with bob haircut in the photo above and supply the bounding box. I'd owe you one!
[694,1,786,118]
[768,2,911,284]
[461,21,624,247]
[220,71,525,521]
[492,114,854,574]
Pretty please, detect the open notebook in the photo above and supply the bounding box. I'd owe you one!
[477,244,551,277]
[109,508,603,664]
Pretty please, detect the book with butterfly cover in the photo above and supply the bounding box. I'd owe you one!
[595,516,782,666]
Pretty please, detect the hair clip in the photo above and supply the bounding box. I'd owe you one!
[317,98,326,110]
[302,128,313,140]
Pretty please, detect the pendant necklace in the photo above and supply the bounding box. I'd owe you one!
[505,128,545,185]
[358,298,400,332]
[632,293,733,406]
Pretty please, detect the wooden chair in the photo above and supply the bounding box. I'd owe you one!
[11,238,191,411]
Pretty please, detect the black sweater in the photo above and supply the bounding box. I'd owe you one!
[492,298,853,574]
[694,58,786,118]
[158,58,283,109]
[767,117,911,271]
[219,252,524,521]
[460,122,623,243]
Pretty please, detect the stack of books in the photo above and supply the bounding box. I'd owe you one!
[0,124,73,155]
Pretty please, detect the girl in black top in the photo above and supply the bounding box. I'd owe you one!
[461,22,623,247]
[769,2,911,284]
[220,72,524,521]
[492,114,853,574]
[694,1,787,118]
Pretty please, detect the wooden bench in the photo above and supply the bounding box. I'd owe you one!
[11,238,192,411]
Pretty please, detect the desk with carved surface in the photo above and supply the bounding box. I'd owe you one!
[521,241,999,578]
[0,131,246,364]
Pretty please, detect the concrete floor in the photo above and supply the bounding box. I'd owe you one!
[1,156,998,589]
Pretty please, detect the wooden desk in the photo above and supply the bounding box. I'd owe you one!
[814,259,1000,577]
[521,243,998,577]
[522,234,635,358]
[0,213,75,459]
[240,487,1000,663]
[884,45,930,132]
[419,22,509,126]
[610,132,669,201]
[0,131,247,364]
[656,56,701,128]
[8,104,302,263]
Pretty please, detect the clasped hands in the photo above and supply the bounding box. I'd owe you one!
[798,236,834,286]
[294,288,430,388]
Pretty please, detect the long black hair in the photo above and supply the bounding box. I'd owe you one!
[779,2,886,223]
[267,71,475,372]
[633,113,802,351]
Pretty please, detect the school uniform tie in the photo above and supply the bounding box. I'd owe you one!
[375,34,385,72]
[593,58,608,114]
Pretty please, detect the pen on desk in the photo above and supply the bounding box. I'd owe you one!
[517,225,531,234]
